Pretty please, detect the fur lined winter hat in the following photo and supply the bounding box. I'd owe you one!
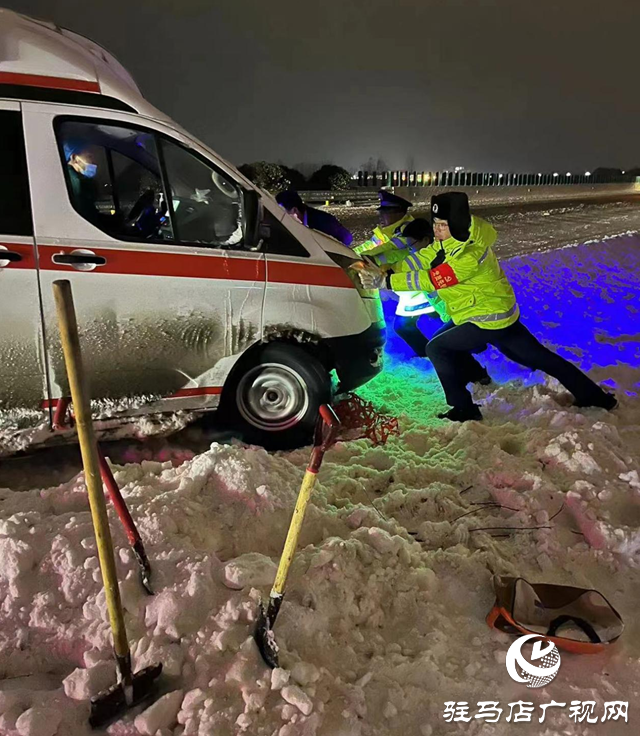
[431,192,471,241]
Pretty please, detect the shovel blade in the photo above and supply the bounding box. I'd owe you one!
[133,541,154,595]
[140,570,154,596]
[254,604,280,669]
[89,662,162,728]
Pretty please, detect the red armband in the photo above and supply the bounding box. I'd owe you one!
[429,264,459,289]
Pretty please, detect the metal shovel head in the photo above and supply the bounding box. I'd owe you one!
[139,566,154,596]
[254,603,280,669]
[89,662,163,728]
[132,541,154,595]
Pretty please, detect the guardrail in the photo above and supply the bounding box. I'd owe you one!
[351,170,637,188]
[300,182,640,207]
[301,190,379,205]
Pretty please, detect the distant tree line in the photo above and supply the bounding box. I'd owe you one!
[238,162,352,194]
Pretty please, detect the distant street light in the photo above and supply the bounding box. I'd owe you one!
[553,172,559,177]
[585,171,591,176]
[566,172,571,176]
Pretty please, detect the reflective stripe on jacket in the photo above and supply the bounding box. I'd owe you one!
[353,213,414,261]
[354,215,447,320]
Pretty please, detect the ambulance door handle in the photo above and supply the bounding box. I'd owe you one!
[0,251,22,263]
[52,250,107,271]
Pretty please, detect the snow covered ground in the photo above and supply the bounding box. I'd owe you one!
[0,228,639,736]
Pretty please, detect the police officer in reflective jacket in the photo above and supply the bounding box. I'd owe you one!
[353,190,438,356]
[360,192,617,422]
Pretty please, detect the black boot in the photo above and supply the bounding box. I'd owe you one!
[438,404,483,422]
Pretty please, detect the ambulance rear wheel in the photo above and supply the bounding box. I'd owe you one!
[222,343,331,450]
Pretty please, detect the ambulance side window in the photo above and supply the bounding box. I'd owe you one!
[159,139,243,248]
[55,119,174,243]
[0,110,33,236]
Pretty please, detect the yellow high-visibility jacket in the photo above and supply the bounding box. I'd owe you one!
[353,214,414,263]
[354,215,446,319]
[389,216,519,330]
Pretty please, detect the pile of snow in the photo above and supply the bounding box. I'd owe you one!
[1,234,639,736]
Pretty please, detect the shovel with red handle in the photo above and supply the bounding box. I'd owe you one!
[97,450,154,595]
[51,397,154,595]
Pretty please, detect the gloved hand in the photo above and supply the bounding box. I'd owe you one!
[359,267,386,290]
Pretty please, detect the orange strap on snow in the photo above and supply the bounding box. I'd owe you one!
[486,576,624,654]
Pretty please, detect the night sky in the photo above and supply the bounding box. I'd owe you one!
[5,0,640,172]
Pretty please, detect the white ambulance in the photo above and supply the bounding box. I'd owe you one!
[0,9,385,453]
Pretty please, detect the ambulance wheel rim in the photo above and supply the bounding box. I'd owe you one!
[236,363,310,431]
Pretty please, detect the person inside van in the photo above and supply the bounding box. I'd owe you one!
[64,142,129,236]
[65,141,166,240]
[359,192,617,422]
[66,144,103,221]
[276,189,353,246]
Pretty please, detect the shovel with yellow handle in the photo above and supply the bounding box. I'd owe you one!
[255,404,340,668]
[52,280,162,728]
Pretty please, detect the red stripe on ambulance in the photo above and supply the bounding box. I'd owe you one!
[268,260,355,289]
[38,245,355,288]
[39,245,266,282]
[43,386,223,410]
[0,71,100,93]
[171,387,222,398]
[0,242,36,270]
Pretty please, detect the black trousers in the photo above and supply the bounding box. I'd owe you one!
[394,314,430,356]
[425,319,608,409]
[395,315,490,383]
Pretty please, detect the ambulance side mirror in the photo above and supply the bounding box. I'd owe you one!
[243,189,268,251]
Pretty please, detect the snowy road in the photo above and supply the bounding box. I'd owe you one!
[0,218,639,735]
[2,198,639,489]
[4,200,638,490]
